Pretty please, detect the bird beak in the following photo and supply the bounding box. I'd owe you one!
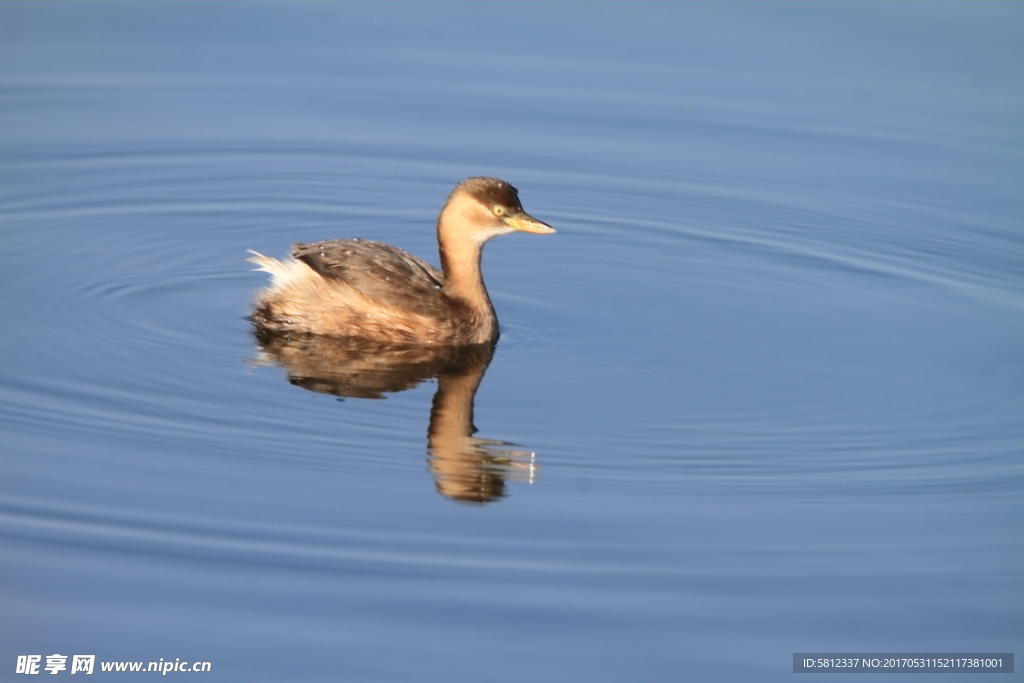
[504,213,556,234]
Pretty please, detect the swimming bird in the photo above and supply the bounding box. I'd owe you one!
[248,177,554,345]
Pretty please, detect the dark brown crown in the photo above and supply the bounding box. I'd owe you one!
[451,176,523,212]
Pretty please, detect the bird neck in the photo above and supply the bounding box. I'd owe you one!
[438,231,496,324]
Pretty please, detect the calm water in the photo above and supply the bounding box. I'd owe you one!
[2,3,1022,681]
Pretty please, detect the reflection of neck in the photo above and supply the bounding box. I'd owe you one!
[428,352,500,503]
[429,364,480,444]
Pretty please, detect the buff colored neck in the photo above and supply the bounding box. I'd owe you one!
[437,197,499,341]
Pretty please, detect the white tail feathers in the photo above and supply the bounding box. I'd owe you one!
[247,249,311,288]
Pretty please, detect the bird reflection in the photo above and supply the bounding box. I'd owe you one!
[252,329,537,504]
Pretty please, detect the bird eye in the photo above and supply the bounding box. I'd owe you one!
[492,205,506,217]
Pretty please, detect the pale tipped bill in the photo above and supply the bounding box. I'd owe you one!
[504,213,556,234]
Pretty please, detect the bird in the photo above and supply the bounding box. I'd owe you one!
[248,176,555,345]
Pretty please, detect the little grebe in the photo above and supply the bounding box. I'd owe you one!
[249,177,554,345]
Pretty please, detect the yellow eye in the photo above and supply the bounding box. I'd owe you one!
[492,205,506,217]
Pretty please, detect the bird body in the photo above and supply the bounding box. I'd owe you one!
[249,177,554,345]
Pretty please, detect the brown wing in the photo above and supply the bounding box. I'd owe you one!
[292,239,448,318]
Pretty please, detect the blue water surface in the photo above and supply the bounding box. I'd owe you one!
[1,3,1022,682]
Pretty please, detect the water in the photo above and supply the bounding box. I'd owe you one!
[2,3,1022,681]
